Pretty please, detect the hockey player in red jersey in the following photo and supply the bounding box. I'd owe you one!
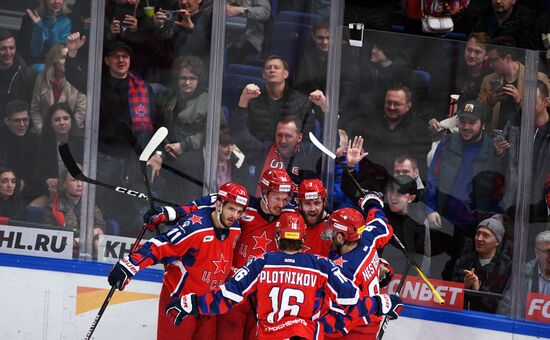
[107,182,249,340]
[165,212,403,340]
[322,192,395,339]
[297,179,332,257]
[218,168,296,340]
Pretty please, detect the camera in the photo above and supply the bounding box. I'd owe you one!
[160,9,180,22]
[493,129,506,142]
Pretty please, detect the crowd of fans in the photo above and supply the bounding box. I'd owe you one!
[0,0,549,317]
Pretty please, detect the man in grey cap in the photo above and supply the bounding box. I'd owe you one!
[452,214,511,314]
[425,99,506,280]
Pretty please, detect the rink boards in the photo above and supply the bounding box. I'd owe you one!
[0,252,549,340]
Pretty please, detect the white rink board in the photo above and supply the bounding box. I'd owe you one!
[0,266,161,340]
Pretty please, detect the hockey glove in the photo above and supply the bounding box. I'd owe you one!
[378,258,394,288]
[143,206,178,231]
[166,293,199,326]
[108,258,139,291]
[358,191,384,211]
[373,294,403,320]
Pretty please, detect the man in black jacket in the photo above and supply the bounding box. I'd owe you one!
[0,30,37,116]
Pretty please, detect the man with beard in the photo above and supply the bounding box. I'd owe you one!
[321,191,394,339]
[297,178,332,256]
[108,182,249,340]
[425,99,506,280]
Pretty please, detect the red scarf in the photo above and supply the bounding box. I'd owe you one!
[52,192,65,227]
[51,77,64,104]
[128,72,153,133]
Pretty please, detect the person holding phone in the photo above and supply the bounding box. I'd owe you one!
[478,38,550,134]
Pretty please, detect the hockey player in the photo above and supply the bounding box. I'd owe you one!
[297,178,332,256]
[165,212,403,340]
[107,182,249,340]
[322,192,394,339]
[141,168,297,339]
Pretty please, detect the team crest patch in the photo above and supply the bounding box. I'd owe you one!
[189,215,203,224]
[241,214,254,222]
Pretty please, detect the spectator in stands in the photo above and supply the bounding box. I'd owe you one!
[34,102,83,206]
[152,0,213,67]
[157,55,224,160]
[232,55,326,143]
[472,0,535,48]
[233,114,320,194]
[294,19,359,112]
[0,30,37,116]
[346,85,432,182]
[225,0,271,65]
[425,99,505,280]
[385,175,426,258]
[29,44,86,134]
[43,164,105,258]
[0,100,38,203]
[0,165,26,221]
[531,80,550,225]
[18,0,73,71]
[177,127,253,200]
[355,32,419,117]
[498,230,550,315]
[478,40,550,134]
[393,154,427,224]
[452,214,511,314]
[428,33,491,131]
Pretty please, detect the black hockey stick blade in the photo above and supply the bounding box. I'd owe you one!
[58,143,179,207]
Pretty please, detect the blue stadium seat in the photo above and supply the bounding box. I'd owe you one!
[26,206,46,224]
[227,64,264,78]
[541,0,550,13]
[277,11,321,26]
[105,219,120,235]
[222,74,266,119]
[413,69,431,90]
[269,21,312,75]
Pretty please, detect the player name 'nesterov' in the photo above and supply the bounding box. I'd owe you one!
[259,270,318,287]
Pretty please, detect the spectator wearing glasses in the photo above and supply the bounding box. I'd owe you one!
[498,230,550,315]
[0,100,38,203]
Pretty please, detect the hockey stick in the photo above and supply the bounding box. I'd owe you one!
[84,128,167,340]
[123,124,204,187]
[308,132,445,305]
[58,143,178,207]
[377,259,412,340]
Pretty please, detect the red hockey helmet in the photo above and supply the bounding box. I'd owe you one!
[325,208,365,242]
[217,182,249,208]
[275,212,307,240]
[259,169,292,193]
[297,179,326,202]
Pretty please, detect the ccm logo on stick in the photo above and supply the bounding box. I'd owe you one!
[115,187,148,199]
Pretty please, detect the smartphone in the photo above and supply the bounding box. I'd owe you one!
[490,79,503,92]
[493,129,505,142]
[349,23,364,48]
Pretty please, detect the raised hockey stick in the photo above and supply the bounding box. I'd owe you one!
[85,129,167,340]
[377,260,412,340]
[308,132,445,305]
[123,124,204,187]
[58,143,178,207]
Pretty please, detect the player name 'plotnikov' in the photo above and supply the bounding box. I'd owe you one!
[259,270,317,287]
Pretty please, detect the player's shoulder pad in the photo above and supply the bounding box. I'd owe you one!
[191,194,217,208]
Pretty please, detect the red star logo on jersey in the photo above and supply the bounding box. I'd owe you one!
[189,214,202,224]
[333,257,347,267]
[212,253,230,274]
[252,231,273,253]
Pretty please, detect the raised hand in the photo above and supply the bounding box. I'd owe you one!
[358,190,384,211]
[345,136,368,168]
[66,32,86,57]
[309,90,328,112]
[123,14,138,33]
[26,9,41,24]
[175,9,194,30]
